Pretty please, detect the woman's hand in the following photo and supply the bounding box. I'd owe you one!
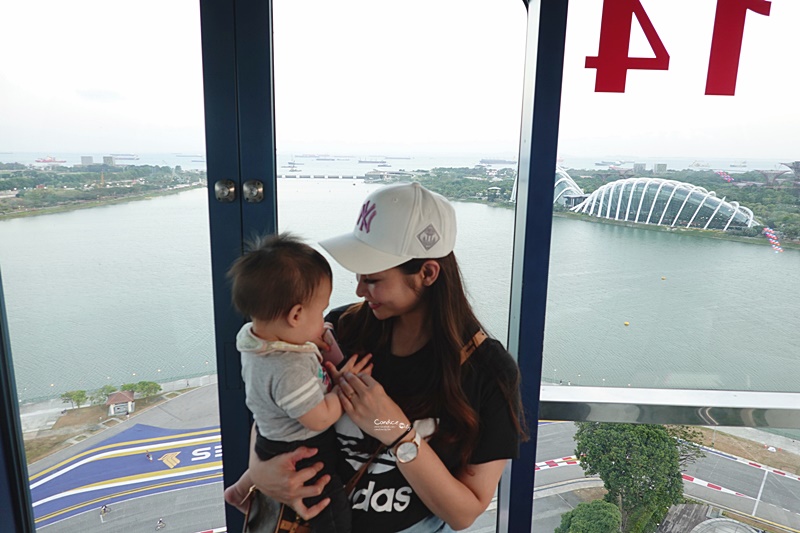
[338,372,410,445]
[247,447,331,520]
[325,353,373,387]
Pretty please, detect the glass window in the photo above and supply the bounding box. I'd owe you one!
[0,1,224,530]
[545,0,800,394]
[534,2,800,531]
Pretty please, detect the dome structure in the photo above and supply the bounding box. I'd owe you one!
[510,165,585,204]
[571,177,758,230]
[553,167,584,205]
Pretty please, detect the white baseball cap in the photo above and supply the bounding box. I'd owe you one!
[319,182,457,274]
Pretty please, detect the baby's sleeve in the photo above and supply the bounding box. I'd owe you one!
[271,354,326,420]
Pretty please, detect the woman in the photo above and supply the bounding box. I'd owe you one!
[225,182,526,532]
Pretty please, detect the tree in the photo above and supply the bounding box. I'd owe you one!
[90,384,119,405]
[98,384,118,397]
[555,500,621,533]
[135,381,162,398]
[574,423,684,533]
[120,383,137,392]
[665,425,706,469]
[60,390,88,409]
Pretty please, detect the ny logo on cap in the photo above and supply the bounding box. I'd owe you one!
[357,201,377,233]
[417,224,440,250]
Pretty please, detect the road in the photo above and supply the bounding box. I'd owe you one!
[29,387,800,532]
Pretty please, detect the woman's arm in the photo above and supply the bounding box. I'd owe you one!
[339,373,507,530]
[225,423,333,520]
[399,451,507,531]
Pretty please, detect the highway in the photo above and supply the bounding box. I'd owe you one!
[29,387,800,532]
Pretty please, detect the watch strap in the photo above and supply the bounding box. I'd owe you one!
[386,424,412,450]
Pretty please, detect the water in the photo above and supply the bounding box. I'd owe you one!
[3,151,790,177]
[0,180,798,406]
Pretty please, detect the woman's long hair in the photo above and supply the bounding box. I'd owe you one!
[337,252,527,471]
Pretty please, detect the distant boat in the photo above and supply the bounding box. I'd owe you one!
[111,154,139,160]
[316,157,335,161]
[377,163,391,168]
[690,160,710,168]
[359,158,386,164]
[595,160,621,166]
[480,159,516,165]
[730,161,747,167]
[35,156,66,163]
[191,160,205,163]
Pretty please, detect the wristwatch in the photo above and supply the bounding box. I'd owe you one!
[393,431,421,464]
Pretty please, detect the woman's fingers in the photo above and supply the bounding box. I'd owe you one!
[287,446,319,467]
[357,373,380,387]
[337,387,354,411]
[351,353,372,373]
[292,496,331,521]
[343,372,369,394]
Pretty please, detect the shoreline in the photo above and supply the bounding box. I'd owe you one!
[0,184,205,221]
[553,210,800,250]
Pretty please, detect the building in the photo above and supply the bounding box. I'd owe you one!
[654,163,668,174]
[571,177,757,230]
[80,156,94,166]
[633,163,646,173]
[103,156,115,166]
[105,391,135,416]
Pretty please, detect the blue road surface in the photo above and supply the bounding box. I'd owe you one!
[30,424,223,528]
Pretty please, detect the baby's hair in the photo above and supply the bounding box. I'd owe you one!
[227,232,332,322]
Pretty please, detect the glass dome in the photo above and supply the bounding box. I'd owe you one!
[571,177,757,230]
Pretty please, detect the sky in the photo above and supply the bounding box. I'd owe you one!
[0,0,797,160]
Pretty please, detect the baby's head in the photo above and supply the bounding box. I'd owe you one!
[228,233,332,344]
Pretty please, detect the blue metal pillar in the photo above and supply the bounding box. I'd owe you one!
[500,1,569,532]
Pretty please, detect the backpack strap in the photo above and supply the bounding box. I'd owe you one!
[460,329,488,364]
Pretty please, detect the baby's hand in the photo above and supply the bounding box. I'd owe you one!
[325,353,373,386]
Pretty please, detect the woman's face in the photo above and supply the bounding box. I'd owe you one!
[355,267,424,320]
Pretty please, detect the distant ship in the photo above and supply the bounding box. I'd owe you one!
[690,160,710,168]
[595,160,621,166]
[111,153,139,160]
[316,157,335,161]
[480,158,516,165]
[377,163,391,168]
[359,158,386,164]
[35,156,66,163]
[730,161,747,167]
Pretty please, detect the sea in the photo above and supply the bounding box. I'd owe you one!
[1,153,799,439]
[0,151,793,176]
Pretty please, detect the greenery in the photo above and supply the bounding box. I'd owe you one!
[384,165,517,204]
[555,500,622,533]
[60,390,88,409]
[89,385,119,405]
[0,163,206,218]
[135,381,162,397]
[574,422,684,533]
[665,425,706,469]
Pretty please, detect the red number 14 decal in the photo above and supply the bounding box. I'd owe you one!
[585,0,771,96]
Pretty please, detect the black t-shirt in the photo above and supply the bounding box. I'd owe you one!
[327,306,521,533]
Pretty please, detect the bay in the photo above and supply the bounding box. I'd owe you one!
[0,179,798,407]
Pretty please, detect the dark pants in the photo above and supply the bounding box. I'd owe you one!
[255,427,351,533]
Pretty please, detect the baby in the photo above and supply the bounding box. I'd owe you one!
[227,232,363,533]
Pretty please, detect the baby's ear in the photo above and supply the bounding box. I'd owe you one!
[286,303,303,326]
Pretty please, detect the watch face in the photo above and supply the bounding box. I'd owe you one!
[396,441,418,463]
